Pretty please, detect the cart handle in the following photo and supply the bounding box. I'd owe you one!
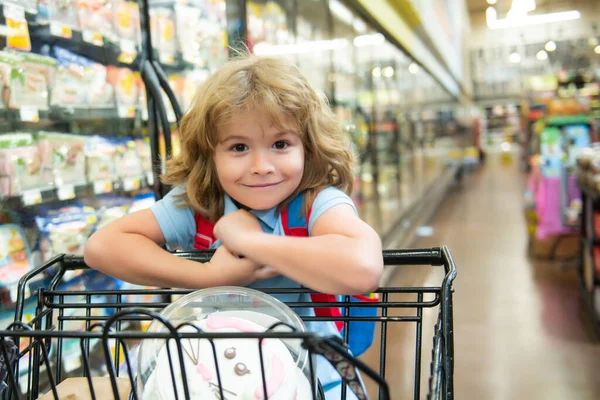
[15,248,455,322]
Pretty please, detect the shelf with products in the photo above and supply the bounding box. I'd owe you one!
[0,0,143,66]
[575,147,600,334]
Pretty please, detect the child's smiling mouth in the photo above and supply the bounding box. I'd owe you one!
[242,182,283,188]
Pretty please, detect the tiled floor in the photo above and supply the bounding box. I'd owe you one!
[361,154,600,399]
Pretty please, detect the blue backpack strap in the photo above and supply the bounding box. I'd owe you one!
[281,192,311,236]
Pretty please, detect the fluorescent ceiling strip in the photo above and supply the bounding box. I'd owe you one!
[487,8,581,29]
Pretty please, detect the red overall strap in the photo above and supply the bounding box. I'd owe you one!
[193,213,216,250]
[281,193,344,332]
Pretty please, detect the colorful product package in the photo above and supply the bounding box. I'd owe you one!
[114,137,143,178]
[37,0,80,29]
[84,136,117,181]
[0,51,22,109]
[37,132,87,186]
[50,46,91,107]
[76,0,116,40]
[107,66,139,110]
[6,50,56,110]
[2,2,32,51]
[49,46,115,108]
[114,0,141,44]
[180,69,209,111]
[150,7,177,65]
[35,205,97,264]
[135,137,152,173]
[174,3,201,64]
[0,133,45,197]
[128,192,155,213]
[196,0,228,70]
[0,224,32,293]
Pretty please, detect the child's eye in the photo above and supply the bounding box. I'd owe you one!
[273,141,289,150]
[230,144,248,152]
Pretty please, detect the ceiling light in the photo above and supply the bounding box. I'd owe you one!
[545,41,556,51]
[487,10,580,29]
[509,52,521,63]
[383,66,394,77]
[589,37,599,47]
[353,33,385,47]
[536,50,548,60]
[408,63,419,74]
[487,0,497,4]
[595,45,600,54]
[329,0,353,26]
[372,67,381,78]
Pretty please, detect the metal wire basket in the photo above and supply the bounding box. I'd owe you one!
[0,247,456,400]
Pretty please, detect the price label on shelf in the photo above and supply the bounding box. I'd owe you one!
[123,177,141,191]
[19,106,39,122]
[118,105,136,119]
[21,189,42,206]
[93,180,113,195]
[57,184,76,200]
[146,171,154,186]
[50,22,73,39]
[120,39,136,53]
[82,30,103,46]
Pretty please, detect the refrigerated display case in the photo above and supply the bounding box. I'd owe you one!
[0,0,464,319]
[0,0,229,330]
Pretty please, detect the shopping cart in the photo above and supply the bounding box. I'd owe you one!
[0,247,456,400]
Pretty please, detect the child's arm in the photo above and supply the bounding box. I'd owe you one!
[214,205,383,294]
[84,209,268,288]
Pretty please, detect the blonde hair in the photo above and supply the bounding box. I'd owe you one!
[162,54,355,222]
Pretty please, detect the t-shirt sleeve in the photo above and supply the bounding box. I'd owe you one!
[308,187,358,235]
[149,187,196,250]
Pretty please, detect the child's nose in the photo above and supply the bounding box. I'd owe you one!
[250,151,275,175]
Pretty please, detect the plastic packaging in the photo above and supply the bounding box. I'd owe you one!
[137,287,314,400]
[84,136,117,182]
[38,132,87,186]
[5,51,56,110]
[0,133,45,196]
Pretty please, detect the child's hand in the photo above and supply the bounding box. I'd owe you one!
[208,245,278,286]
[213,209,263,256]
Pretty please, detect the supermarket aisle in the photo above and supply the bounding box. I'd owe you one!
[362,154,600,399]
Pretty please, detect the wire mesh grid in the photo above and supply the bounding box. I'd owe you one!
[0,248,456,400]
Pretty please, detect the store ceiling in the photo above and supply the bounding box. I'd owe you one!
[466,0,594,14]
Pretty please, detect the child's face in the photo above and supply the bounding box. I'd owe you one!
[214,111,304,210]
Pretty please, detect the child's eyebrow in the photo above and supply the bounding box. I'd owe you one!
[219,135,249,144]
[219,130,297,144]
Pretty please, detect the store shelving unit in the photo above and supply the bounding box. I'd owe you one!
[579,185,600,336]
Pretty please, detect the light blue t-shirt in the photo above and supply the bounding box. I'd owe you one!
[150,187,360,393]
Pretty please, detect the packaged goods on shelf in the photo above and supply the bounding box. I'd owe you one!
[114,0,141,43]
[135,137,152,178]
[107,66,140,112]
[0,51,22,109]
[2,2,32,51]
[0,133,46,197]
[35,205,97,265]
[114,138,144,179]
[174,3,201,64]
[38,132,87,186]
[84,135,118,182]
[50,46,115,108]
[0,224,32,299]
[150,7,177,65]
[3,51,56,110]
[76,0,117,41]
[37,0,80,29]
[180,69,209,111]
